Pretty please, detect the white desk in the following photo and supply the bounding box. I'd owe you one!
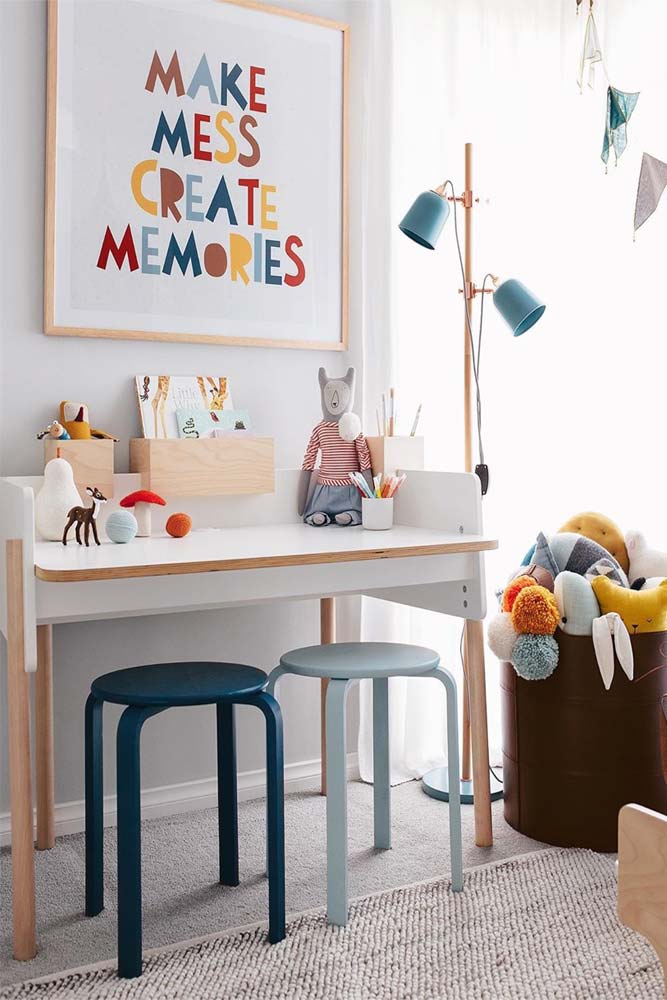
[0,469,497,960]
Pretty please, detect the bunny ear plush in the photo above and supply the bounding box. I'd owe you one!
[592,615,615,691]
[612,614,634,681]
[592,612,635,690]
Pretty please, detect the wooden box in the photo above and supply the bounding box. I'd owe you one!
[129,437,275,497]
[44,439,115,498]
[366,436,424,477]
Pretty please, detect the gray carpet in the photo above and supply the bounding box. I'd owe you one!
[0,780,545,988]
[2,849,658,999]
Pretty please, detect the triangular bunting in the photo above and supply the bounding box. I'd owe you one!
[634,153,667,233]
[601,86,639,168]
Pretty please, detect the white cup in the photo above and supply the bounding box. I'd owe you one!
[362,497,394,530]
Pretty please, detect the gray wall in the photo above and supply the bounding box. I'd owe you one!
[0,0,368,816]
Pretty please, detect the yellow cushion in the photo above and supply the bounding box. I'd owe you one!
[591,577,667,634]
[559,512,629,574]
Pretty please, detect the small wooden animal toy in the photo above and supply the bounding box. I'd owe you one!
[62,486,108,546]
[36,420,70,441]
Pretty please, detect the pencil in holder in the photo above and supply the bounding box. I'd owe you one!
[362,497,394,531]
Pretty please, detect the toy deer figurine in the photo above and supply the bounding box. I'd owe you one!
[62,486,108,546]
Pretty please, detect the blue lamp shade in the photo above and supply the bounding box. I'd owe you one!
[493,279,546,337]
[398,190,450,249]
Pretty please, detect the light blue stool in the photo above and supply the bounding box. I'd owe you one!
[268,641,462,926]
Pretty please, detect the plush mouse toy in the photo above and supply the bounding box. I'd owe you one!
[298,367,373,526]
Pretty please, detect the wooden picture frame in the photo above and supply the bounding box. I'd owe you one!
[44,0,349,350]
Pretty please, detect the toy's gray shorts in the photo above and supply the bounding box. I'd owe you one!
[303,482,362,526]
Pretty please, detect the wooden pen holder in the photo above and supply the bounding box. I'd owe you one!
[44,439,115,498]
[129,437,275,497]
[366,436,424,477]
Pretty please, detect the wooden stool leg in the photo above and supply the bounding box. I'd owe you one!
[255,692,285,944]
[320,597,335,795]
[116,705,161,979]
[372,677,391,850]
[217,702,239,887]
[6,539,36,961]
[326,678,351,925]
[465,619,493,847]
[85,694,104,916]
[36,623,55,851]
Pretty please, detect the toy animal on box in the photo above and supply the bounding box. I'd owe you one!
[298,367,373,526]
[59,401,118,441]
[625,531,667,584]
[62,487,108,546]
[36,421,70,441]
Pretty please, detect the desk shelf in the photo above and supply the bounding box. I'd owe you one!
[129,437,274,498]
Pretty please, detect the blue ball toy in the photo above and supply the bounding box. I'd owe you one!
[510,633,559,681]
[105,510,138,544]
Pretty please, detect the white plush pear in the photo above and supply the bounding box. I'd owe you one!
[35,456,82,541]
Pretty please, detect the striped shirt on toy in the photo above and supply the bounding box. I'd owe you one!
[302,421,372,486]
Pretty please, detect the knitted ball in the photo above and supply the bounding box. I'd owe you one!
[511,633,559,680]
[166,512,192,538]
[487,612,518,661]
[511,585,560,635]
[105,510,138,544]
[502,575,536,613]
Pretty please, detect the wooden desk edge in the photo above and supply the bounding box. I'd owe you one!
[35,538,498,583]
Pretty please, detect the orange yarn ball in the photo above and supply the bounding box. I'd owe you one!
[502,575,536,613]
[511,585,560,635]
[166,513,192,538]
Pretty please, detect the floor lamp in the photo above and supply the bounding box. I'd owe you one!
[399,142,546,804]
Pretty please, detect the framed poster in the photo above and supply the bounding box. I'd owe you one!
[44,0,348,350]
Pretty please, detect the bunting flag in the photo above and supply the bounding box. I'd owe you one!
[601,86,640,168]
[634,153,667,233]
[577,10,603,92]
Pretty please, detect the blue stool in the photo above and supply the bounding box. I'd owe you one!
[85,661,285,978]
[268,642,462,926]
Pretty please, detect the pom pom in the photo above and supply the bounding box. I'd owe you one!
[338,412,361,442]
[105,510,138,544]
[166,512,192,538]
[502,575,536,612]
[511,585,560,635]
[487,612,518,661]
[511,633,559,680]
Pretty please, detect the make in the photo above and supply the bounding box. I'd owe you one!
[145,50,267,114]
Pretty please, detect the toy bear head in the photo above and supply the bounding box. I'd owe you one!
[318,367,355,423]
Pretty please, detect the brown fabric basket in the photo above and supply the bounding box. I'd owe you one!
[501,631,667,851]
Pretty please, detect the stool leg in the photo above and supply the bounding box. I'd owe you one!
[325,678,351,925]
[217,702,239,887]
[432,667,463,892]
[372,677,391,850]
[117,705,162,979]
[85,694,104,917]
[253,691,285,943]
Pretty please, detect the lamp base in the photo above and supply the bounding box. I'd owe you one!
[422,766,504,804]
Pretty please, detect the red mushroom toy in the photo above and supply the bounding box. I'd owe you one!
[119,490,166,537]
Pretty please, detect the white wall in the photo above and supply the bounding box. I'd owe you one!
[0,0,368,818]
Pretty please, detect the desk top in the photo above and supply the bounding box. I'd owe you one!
[34,523,498,583]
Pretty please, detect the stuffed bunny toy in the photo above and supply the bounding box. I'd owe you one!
[298,367,373,526]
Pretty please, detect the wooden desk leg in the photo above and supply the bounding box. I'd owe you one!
[6,540,37,960]
[36,624,55,851]
[320,597,335,796]
[461,630,472,782]
[464,619,493,847]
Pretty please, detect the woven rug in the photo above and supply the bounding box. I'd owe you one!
[0,849,661,1000]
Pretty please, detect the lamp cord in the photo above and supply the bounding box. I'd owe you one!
[443,180,487,469]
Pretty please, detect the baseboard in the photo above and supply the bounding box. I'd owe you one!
[0,753,360,847]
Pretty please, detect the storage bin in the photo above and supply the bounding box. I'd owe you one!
[44,439,115,498]
[129,437,274,497]
[501,630,667,851]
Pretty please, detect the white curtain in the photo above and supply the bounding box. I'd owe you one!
[359,0,667,783]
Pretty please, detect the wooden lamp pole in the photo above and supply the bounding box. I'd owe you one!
[458,142,493,841]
